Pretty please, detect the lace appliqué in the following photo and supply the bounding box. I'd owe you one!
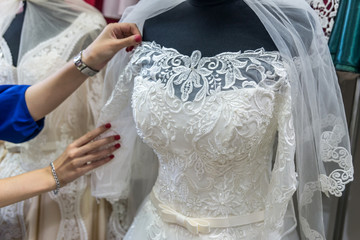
[18,13,105,86]
[107,199,130,240]
[299,181,324,240]
[0,153,27,240]
[319,123,353,197]
[131,41,285,102]
[49,176,88,240]
[0,38,16,84]
[306,0,340,40]
[298,114,353,239]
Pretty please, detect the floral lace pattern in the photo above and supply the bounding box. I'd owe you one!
[107,200,131,240]
[319,123,353,197]
[0,38,16,84]
[0,152,27,240]
[49,176,88,240]
[133,42,285,102]
[118,42,298,239]
[306,0,340,40]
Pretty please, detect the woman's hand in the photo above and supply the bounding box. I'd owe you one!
[82,23,142,71]
[50,123,120,187]
[0,124,120,207]
[25,23,142,122]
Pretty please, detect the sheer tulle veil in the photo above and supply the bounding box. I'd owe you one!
[92,0,353,238]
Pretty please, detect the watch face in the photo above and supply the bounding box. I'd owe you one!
[75,61,82,68]
[74,51,97,76]
[74,55,82,68]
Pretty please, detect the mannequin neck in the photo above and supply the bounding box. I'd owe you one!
[143,0,278,56]
[188,0,236,7]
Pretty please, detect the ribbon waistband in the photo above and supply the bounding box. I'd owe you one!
[150,191,265,235]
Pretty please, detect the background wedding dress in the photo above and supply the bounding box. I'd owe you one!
[0,1,110,239]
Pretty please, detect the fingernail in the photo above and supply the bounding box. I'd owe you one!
[125,47,130,52]
[114,135,121,140]
[105,123,111,129]
[109,154,114,159]
[128,46,134,52]
[115,143,121,149]
[134,34,142,43]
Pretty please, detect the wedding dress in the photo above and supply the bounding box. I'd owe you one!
[126,41,296,239]
[0,1,110,239]
[92,0,353,239]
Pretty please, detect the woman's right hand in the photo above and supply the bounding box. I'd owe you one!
[50,123,120,188]
[82,22,142,71]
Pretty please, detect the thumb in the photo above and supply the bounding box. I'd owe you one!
[114,34,142,51]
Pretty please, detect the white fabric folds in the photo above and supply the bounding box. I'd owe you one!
[92,0,353,239]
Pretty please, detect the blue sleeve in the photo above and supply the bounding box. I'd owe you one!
[0,85,45,143]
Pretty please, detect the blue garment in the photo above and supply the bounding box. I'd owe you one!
[0,85,44,143]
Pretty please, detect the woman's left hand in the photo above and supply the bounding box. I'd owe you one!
[51,123,120,187]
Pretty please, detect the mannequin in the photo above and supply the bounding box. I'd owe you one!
[143,0,278,57]
[3,2,26,66]
[94,0,353,239]
[2,2,72,67]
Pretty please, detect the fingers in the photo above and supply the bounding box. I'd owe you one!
[109,23,142,52]
[82,23,142,70]
[76,134,120,156]
[52,124,119,186]
[111,23,141,39]
[76,143,119,166]
[115,33,142,52]
[72,123,112,147]
[118,35,142,52]
[80,155,114,174]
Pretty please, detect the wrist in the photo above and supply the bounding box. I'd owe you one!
[81,49,97,69]
[41,166,57,193]
[74,50,99,77]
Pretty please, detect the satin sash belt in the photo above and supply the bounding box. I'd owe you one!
[150,191,265,235]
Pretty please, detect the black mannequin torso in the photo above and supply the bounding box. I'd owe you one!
[2,2,72,67]
[143,0,278,57]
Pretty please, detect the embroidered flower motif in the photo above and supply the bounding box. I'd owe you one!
[132,42,284,103]
[166,50,211,101]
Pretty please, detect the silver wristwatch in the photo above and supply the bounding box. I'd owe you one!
[73,50,99,76]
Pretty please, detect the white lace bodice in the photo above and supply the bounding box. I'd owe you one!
[116,42,298,238]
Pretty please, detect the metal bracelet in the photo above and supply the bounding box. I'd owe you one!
[50,162,61,195]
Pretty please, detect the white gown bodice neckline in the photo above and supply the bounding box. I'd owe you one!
[121,41,297,239]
